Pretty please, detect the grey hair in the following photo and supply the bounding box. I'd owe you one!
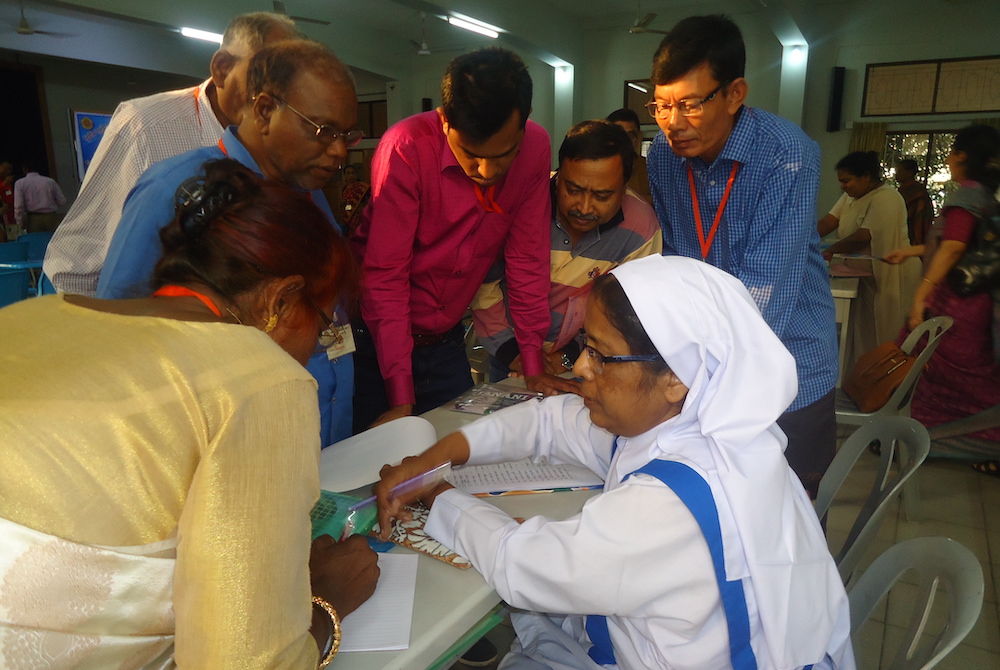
[222,12,301,52]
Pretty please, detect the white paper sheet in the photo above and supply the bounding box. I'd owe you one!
[320,416,438,492]
[339,553,419,652]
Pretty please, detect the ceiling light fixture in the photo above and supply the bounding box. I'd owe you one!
[180,27,223,44]
[627,82,648,93]
[447,15,500,39]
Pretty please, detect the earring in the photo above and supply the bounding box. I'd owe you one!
[264,314,278,333]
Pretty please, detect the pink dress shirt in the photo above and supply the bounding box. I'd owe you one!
[351,111,551,406]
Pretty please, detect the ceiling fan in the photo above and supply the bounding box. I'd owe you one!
[410,12,431,55]
[628,2,667,35]
[272,1,330,27]
[14,0,74,37]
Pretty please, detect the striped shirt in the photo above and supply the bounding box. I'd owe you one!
[647,106,838,410]
[473,180,662,366]
[44,80,224,296]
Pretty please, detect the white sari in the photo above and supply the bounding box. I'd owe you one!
[0,516,175,669]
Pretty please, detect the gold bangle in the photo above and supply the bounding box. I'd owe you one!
[312,596,341,667]
[922,277,938,286]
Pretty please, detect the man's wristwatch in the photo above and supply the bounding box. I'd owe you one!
[560,351,573,370]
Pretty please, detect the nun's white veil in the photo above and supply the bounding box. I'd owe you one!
[610,255,851,669]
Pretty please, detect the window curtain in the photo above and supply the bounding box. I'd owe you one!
[848,122,888,154]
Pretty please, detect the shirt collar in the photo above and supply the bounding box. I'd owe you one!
[222,126,265,177]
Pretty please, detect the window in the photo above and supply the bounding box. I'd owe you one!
[882,131,957,213]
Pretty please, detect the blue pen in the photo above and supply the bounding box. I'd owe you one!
[341,461,452,540]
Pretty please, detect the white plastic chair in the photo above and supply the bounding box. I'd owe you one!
[815,416,930,584]
[835,316,953,426]
[848,537,984,670]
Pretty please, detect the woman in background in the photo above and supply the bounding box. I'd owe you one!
[885,125,1000,471]
[0,159,378,667]
[819,151,921,367]
[340,164,370,235]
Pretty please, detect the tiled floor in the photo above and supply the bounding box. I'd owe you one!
[828,439,1000,669]
[452,435,1000,670]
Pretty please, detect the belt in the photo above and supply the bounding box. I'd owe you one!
[411,323,463,348]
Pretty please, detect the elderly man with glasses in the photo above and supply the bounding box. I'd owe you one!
[96,39,360,446]
[646,14,838,499]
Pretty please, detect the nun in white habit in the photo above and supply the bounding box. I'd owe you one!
[374,255,855,670]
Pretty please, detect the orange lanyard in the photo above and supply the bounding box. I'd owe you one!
[153,285,222,317]
[217,137,227,155]
[687,161,739,259]
[193,87,203,128]
[474,184,504,213]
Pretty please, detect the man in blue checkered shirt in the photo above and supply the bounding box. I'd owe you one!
[646,14,839,498]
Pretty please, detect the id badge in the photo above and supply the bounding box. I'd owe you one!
[326,324,356,360]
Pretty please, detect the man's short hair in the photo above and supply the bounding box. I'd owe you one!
[897,158,919,173]
[441,47,532,143]
[651,15,745,87]
[245,40,355,103]
[558,120,635,183]
[222,12,301,52]
[606,108,641,128]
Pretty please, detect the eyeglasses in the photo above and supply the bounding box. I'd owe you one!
[270,94,364,147]
[581,336,662,375]
[645,80,731,120]
[314,305,342,353]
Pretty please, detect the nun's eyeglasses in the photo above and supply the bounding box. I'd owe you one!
[581,337,662,375]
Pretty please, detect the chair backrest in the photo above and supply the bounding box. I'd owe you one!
[0,268,31,308]
[17,231,54,261]
[848,537,984,670]
[885,316,953,417]
[815,416,930,583]
[0,241,29,263]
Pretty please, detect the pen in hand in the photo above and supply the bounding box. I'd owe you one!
[341,461,452,540]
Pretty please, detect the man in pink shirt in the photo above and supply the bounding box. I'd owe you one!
[351,47,576,432]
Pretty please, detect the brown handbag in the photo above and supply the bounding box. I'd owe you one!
[842,342,917,413]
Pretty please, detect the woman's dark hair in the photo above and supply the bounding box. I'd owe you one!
[590,274,670,381]
[153,159,358,313]
[953,124,1000,191]
[835,151,883,182]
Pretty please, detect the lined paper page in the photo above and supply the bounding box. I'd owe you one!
[339,553,419,652]
[447,459,603,495]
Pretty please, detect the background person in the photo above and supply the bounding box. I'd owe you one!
[473,120,661,384]
[43,11,301,296]
[0,160,378,667]
[339,164,370,234]
[885,125,1000,470]
[351,47,576,434]
[896,158,934,245]
[13,160,65,233]
[375,255,854,670]
[819,151,920,366]
[606,107,651,203]
[645,14,838,498]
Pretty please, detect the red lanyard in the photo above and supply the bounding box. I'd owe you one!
[217,137,227,155]
[474,184,504,213]
[687,162,739,259]
[153,285,223,317]
[194,87,203,129]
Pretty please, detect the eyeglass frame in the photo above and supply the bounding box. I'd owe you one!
[267,93,365,147]
[581,336,663,375]
[645,80,732,120]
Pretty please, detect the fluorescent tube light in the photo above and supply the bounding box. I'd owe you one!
[447,16,499,39]
[181,27,223,44]
[627,82,648,93]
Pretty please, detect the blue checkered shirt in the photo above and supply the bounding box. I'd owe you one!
[647,106,837,410]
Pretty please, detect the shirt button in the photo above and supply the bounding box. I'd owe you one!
[563,239,569,245]
[710,180,716,186]
[455,270,462,276]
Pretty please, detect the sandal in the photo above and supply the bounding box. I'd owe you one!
[972,460,1000,477]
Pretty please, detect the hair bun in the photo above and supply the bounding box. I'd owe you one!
[174,176,237,236]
